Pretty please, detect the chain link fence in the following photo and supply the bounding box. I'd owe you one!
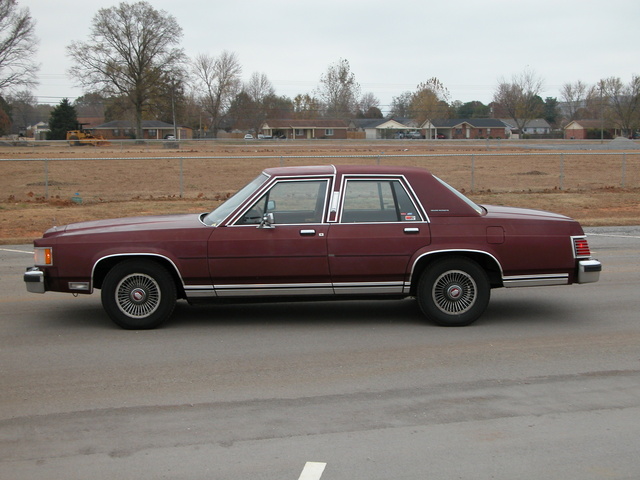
[1,151,638,204]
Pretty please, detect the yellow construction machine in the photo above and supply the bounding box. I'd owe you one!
[66,126,110,146]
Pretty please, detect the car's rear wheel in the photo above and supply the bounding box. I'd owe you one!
[417,257,490,326]
[101,260,177,329]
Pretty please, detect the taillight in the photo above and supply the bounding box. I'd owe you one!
[573,237,591,257]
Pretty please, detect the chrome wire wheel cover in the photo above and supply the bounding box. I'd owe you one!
[115,273,161,319]
[432,270,477,315]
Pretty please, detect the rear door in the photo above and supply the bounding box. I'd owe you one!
[328,177,431,295]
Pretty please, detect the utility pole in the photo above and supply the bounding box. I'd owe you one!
[171,78,178,140]
[599,81,604,144]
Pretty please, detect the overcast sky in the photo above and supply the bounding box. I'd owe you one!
[19,0,640,111]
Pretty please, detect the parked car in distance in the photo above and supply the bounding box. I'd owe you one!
[24,165,601,330]
[405,131,423,139]
[433,133,446,139]
[257,134,273,140]
[243,134,254,140]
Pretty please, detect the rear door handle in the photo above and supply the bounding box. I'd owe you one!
[404,227,420,234]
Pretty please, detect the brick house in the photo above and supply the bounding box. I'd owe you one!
[501,118,551,135]
[421,118,508,139]
[350,117,420,139]
[92,120,192,140]
[261,119,349,139]
[564,120,614,139]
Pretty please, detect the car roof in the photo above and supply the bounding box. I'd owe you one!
[261,164,479,217]
[262,164,433,178]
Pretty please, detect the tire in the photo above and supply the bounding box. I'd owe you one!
[101,260,177,329]
[417,257,490,327]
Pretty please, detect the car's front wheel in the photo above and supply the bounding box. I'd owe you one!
[101,260,177,329]
[417,257,490,326]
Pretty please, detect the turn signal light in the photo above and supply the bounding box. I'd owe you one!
[34,247,53,266]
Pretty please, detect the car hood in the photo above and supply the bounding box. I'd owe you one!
[43,213,208,237]
[483,205,573,221]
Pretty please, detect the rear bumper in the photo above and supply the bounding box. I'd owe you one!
[578,259,601,284]
[24,267,45,293]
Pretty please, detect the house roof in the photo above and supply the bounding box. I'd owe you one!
[564,119,605,129]
[94,120,177,129]
[500,118,550,129]
[350,117,420,130]
[263,119,348,129]
[350,118,389,129]
[422,118,507,129]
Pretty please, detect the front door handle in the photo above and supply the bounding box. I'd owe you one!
[300,229,316,236]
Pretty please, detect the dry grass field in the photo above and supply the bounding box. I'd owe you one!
[1,140,639,244]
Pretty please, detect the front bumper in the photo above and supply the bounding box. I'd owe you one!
[24,267,45,293]
[578,259,601,283]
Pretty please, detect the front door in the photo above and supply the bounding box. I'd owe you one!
[208,178,332,297]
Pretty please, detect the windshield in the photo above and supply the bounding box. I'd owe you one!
[433,175,484,215]
[201,173,269,226]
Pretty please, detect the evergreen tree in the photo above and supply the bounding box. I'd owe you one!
[47,98,78,140]
[0,96,11,135]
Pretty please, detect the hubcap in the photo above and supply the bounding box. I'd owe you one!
[115,273,161,318]
[130,287,146,302]
[432,270,477,315]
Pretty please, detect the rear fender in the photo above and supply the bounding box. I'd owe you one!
[408,249,504,294]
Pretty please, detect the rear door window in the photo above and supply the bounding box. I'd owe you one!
[340,179,423,223]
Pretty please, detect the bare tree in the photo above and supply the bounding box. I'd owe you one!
[316,58,360,119]
[191,51,242,137]
[358,92,382,118]
[493,68,545,133]
[67,1,184,139]
[0,0,39,92]
[560,80,589,122]
[598,76,640,136]
[246,72,275,104]
[5,88,38,131]
[244,72,275,134]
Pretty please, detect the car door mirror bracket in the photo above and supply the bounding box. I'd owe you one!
[258,212,275,229]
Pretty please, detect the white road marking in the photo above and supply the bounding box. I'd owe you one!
[298,461,327,480]
[0,247,33,254]
[588,233,640,239]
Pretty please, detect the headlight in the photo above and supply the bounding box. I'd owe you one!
[34,247,53,266]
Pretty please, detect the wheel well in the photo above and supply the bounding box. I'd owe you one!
[410,251,503,295]
[93,255,186,299]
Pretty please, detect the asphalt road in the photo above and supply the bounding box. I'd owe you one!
[1,227,639,479]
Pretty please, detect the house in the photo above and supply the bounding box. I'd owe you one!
[76,103,105,129]
[421,119,508,139]
[27,121,50,140]
[500,118,551,135]
[92,120,192,140]
[563,120,614,140]
[350,118,421,139]
[261,119,349,139]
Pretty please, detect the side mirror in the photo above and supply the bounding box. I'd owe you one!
[258,212,275,229]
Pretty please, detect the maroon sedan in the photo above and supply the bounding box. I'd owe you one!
[24,165,601,329]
